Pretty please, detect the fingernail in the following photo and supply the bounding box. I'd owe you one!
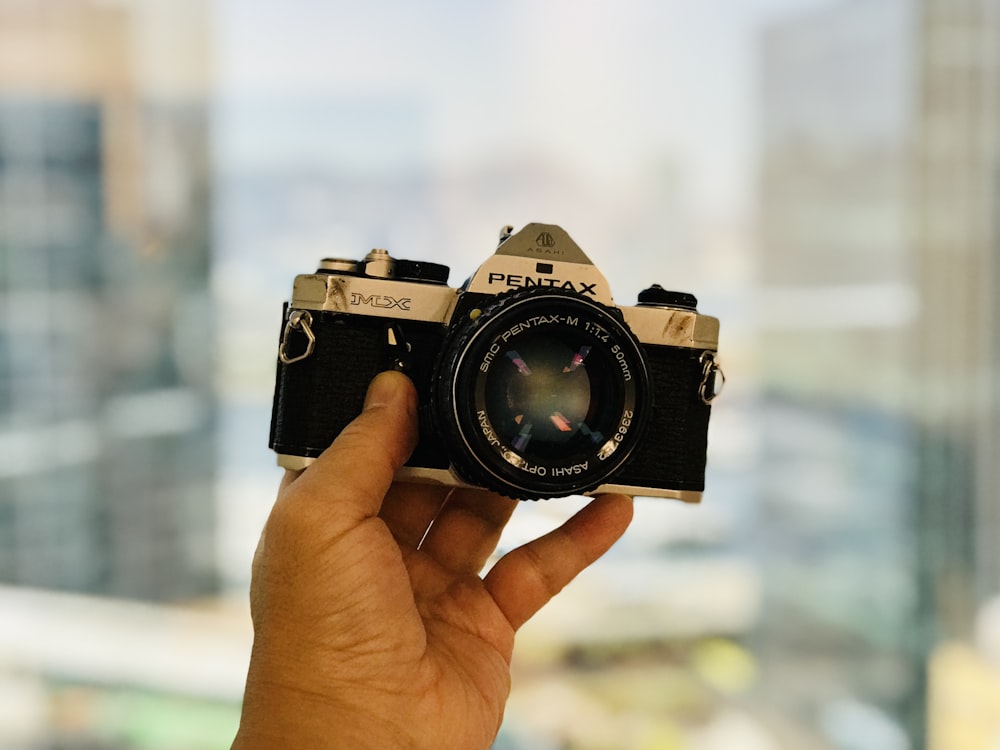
[363,370,415,412]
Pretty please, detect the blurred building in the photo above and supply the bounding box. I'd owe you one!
[913,0,1000,746]
[912,0,1000,634]
[0,0,217,600]
[758,0,916,402]
[758,0,999,747]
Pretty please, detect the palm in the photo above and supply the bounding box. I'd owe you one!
[390,536,518,749]
[302,499,517,749]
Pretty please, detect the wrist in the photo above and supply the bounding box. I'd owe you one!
[233,680,403,750]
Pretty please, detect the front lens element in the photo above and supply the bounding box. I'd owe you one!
[486,336,614,460]
[441,290,649,499]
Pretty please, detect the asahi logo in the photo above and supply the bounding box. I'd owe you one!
[528,231,564,256]
[350,293,412,310]
[536,231,556,248]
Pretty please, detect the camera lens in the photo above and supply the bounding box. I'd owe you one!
[435,289,649,499]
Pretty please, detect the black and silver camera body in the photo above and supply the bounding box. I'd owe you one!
[270,223,722,501]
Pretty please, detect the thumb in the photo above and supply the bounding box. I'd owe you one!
[283,370,419,521]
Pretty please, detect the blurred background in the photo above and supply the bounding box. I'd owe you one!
[0,0,998,747]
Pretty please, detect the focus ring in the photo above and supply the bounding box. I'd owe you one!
[430,287,650,500]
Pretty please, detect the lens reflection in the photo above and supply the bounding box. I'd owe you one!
[486,335,606,460]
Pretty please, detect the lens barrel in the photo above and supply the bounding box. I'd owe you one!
[433,288,650,499]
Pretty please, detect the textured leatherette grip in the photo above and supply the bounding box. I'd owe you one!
[270,314,383,458]
[614,345,711,492]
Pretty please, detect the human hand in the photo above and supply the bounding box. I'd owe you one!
[232,371,633,750]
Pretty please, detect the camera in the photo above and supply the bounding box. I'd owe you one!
[269,223,723,501]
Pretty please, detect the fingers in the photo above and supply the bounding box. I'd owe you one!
[280,371,419,522]
[380,485,518,575]
[418,489,519,575]
[378,482,450,548]
[483,494,633,631]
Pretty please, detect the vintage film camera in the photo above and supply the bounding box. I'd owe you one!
[270,223,723,501]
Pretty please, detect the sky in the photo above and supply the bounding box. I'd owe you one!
[214,0,833,222]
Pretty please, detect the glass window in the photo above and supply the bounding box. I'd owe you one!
[2,0,999,748]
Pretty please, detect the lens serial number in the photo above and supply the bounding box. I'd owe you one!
[615,409,634,442]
